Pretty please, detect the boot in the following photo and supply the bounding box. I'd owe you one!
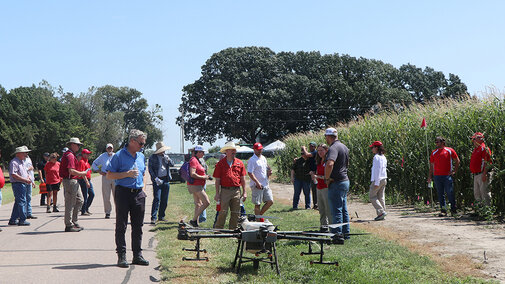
[117,253,129,268]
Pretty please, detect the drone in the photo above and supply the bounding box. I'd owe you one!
[177,214,363,274]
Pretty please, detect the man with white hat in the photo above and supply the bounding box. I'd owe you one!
[60,137,89,232]
[148,142,174,224]
[92,143,116,218]
[213,142,247,229]
[324,128,350,240]
[8,146,34,226]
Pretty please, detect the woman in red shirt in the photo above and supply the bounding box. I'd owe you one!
[187,145,211,227]
[313,144,331,227]
[44,153,62,213]
[77,149,94,216]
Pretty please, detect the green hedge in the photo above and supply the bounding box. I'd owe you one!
[275,96,505,214]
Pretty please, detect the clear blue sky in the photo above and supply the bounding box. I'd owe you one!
[1,1,504,152]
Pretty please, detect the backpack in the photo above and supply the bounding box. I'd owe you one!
[179,161,194,183]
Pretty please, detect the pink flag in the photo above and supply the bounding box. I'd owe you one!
[421,117,427,128]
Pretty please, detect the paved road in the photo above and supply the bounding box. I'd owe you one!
[0,175,160,284]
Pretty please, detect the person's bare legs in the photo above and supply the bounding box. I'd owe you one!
[192,191,210,222]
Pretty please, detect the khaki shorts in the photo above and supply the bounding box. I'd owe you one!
[188,184,204,194]
[251,185,273,205]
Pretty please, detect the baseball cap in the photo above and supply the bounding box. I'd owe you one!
[106,143,113,149]
[309,141,317,147]
[471,132,484,139]
[81,148,92,154]
[194,145,205,152]
[369,141,383,147]
[253,142,263,150]
[324,128,338,136]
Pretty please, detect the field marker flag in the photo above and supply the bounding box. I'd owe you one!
[421,117,434,207]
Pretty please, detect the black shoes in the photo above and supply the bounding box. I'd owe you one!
[53,206,60,212]
[117,253,129,268]
[65,225,82,232]
[189,220,198,227]
[18,221,31,226]
[132,255,149,266]
[438,209,447,217]
[151,218,156,224]
[26,215,37,219]
[105,213,111,219]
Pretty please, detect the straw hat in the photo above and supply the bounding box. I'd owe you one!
[12,145,31,155]
[66,137,83,145]
[154,142,171,154]
[220,141,238,153]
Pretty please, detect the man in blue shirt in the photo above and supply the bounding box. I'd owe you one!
[106,129,149,268]
[92,143,116,218]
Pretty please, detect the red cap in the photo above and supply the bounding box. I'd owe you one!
[253,142,263,150]
[81,148,92,154]
[369,141,383,147]
[471,132,484,139]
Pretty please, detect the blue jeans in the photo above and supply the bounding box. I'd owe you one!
[293,178,311,209]
[79,179,95,213]
[10,183,28,223]
[25,184,32,216]
[199,185,207,223]
[328,180,350,236]
[151,180,169,221]
[433,175,456,211]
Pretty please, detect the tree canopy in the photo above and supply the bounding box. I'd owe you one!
[0,82,162,164]
[178,47,467,144]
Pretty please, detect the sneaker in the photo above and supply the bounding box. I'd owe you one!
[86,211,92,215]
[8,221,18,226]
[26,215,38,219]
[374,212,387,221]
[65,226,81,232]
[46,206,52,213]
[150,219,156,225]
[438,210,447,217]
[331,234,345,244]
[132,255,149,266]
[18,221,31,226]
[189,220,198,227]
[81,212,90,216]
[105,213,111,219]
[53,206,60,212]
[73,224,84,231]
[158,217,166,222]
[117,253,129,268]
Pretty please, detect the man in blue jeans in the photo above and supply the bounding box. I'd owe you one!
[148,142,174,224]
[291,154,312,209]
[324,128,350,239]
[8,146,34,226]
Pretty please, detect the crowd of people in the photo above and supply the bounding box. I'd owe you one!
[0,126,494,265]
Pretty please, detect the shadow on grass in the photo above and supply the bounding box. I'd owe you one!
[149,224,179,232]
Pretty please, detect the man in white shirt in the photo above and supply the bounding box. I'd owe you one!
[247,143,273,220]
[92,143,115,219]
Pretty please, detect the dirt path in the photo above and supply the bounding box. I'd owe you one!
[269,182,505,282]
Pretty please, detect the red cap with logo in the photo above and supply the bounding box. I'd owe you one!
[253,142,263,150]
[369,141,383,148]
[81,148,92,154]
[471,132,484,139]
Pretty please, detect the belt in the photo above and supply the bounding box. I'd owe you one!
[221,186,240,190]
[117,185,143,193]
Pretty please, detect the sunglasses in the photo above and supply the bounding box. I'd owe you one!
[134,139,145,146]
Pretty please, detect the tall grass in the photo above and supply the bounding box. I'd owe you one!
[276,95,505,215]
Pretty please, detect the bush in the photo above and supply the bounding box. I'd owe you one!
[276,95,505,214]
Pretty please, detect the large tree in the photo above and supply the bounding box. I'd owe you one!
[178,47,468,144]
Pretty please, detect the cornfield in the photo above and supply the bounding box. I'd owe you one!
[276,94,505,215]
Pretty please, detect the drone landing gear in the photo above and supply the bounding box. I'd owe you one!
[182,237,209,261]
[301,241,338,266]
[233,240,280,275]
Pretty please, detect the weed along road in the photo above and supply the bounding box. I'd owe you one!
[0,174,161,284]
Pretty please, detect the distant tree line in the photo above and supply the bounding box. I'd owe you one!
[178,46,468,144]
[0,81,162,164]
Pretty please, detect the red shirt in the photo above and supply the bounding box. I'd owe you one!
[470,143,492,174]
[60,150,78,179]
[44,161,61,185]
[0,167,5,188]
[213,157,246,187]
[188,157,206,186]
[430,147,458,176]
[77,158,91,179]
[316,162,328,189]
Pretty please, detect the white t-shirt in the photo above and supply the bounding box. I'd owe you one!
[370,154,387,186]
[247,154,269,188]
